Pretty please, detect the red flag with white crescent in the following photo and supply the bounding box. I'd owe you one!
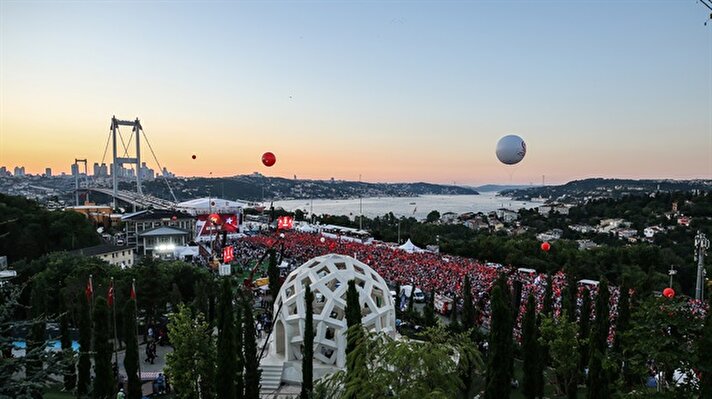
[107,280,115,308]
[85,276,93,302]
[130,282,136,300]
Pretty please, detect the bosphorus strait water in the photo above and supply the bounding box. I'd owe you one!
[271,192,536,220]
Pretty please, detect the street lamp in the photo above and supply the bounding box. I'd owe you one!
[668,265,677,288]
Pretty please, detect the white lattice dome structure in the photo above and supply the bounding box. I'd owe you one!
[269,254,396,368]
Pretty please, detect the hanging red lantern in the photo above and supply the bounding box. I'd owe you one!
[262,152,276,167]
[541,242,551,252]
[663,287,675,298]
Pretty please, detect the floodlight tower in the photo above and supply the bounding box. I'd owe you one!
[694,231,709,301]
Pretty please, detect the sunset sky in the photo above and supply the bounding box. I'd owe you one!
[1,1,710,185]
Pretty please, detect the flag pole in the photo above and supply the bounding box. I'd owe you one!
[133,279,142,385]
[111,277,119,366]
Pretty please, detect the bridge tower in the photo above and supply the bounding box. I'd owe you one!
[111,116,143,210]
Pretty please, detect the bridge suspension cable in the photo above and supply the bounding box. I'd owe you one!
[140,128,178,202]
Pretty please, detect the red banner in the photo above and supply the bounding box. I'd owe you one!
[195,213,240,237]
[277,216,294,230]
[223,246,234,263]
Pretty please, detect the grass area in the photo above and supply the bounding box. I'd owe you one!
[43,388,73,399]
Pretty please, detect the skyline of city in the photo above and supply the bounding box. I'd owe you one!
[1,2,711,185]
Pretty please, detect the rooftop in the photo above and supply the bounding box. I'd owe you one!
[71,244,128,257]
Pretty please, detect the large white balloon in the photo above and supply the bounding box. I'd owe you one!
[496,135,527,165]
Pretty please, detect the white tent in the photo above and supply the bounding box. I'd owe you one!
[176,197,249,215]
[398,239,423,253]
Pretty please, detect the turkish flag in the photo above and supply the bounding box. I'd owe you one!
[130,282,136,300]
[223,214,238,233]
[223,246,234,263]
[107,280,115,308]
[85,277,93,302]
[277,216,294,230]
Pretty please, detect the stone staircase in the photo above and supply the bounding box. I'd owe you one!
[259,363,284,394]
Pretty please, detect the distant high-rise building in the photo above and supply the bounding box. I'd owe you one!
[71,163,79,176]
[0,166,7,176]
[13,166,25,177]
[100,163,108,177]
[93,162,100,176]
[45,168,52,177]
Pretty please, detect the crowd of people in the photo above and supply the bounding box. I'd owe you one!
[232,230,708,343]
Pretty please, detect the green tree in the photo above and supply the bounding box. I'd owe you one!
[0,279,64,398]
[123,299,141,399]
[170,282,183,311]
[92,297,115,399]
[622,296,704,396]
[578,287,591,376]
[60,307,76,391]
[699,301,712,399]
[587,278,610,399]
[485,281,513,399]
[423,289,436,328]
[345,280,361,359]
[235,304,244,397]
[301,284,314,399]
[426,210,441,223]
[540,314,580,399]
[522,293,540,399]
[267,249,281,302]
[242,295,261,399]
[316,326,481,399]
[461,275,475,332]
[27,285,46,379]
[77,294,92,397]
[165,304,216,399]
[542,275,554,317]
[216,279,237,399]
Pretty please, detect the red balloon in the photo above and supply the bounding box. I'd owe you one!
[541,242,551,252]
[191,154,196,160]
[262,152,276,167]
[663,287,675,298]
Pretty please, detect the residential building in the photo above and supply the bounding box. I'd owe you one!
[121,209,195,253]
[495,208,519,223]
[71,244,135,267]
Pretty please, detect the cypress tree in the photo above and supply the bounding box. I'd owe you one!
[613,281,632,388]
[242,295,261,399]
[450,293,459,330]
[345,280,361,362]
[27,286,45,378]
[522,293,540,399]
[461,275,475,331]
[300,284,314,399]
[542,275,554,317]
[586,278,610,399]
[123,299,141,399]
[484,283,513,399]
[579,287,591,376]
[406,285,415,315]
[612,282,629,354]
[423,289,436,327]
[60,308,76,391]
[562,270,577,321]
[77,294,91,397]
[236,303,244,397]
[699,299,712,399]
[92,296,115,399]
[216,279,237,399]
[267,250,281,302]
[394,283,401,315]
